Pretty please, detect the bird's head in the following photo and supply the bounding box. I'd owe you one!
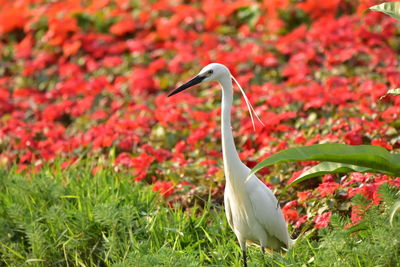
[168,63,230,97]
[168,63,264,130]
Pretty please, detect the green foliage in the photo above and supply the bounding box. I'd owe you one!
[309,183,400,266]
[250,144,400,186]
[0,165,399,266]
[370,2,400,21]
[235,5,261,29]
[278,7,311,34]
[294,162,374,185]
[73,12,118,33]
[0,164,241,266]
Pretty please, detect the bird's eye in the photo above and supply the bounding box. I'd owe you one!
[202,69,213,78]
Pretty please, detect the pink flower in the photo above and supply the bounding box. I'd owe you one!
[296,215,308,228]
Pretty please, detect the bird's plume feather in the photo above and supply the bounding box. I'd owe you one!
[231,75,265,130]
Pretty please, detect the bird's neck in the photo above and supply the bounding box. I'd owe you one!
[220,76,243,176]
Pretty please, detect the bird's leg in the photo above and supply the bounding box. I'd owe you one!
[242,249,247,267]
[239,240,247,267]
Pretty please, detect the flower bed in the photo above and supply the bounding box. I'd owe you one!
[0,0,399,229]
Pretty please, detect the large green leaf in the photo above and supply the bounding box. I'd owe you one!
[369,2,400,21]
[290,162,379,186]
[250,144,400,180]
[380,88,400,100]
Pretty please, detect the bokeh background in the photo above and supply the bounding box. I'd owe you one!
[0,0,399,230]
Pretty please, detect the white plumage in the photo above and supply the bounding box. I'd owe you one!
[168,63,293,266]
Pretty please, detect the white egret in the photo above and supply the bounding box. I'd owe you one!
[168,63,293,266]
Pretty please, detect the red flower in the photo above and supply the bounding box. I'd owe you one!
[17,164,28,173]
[0,5,28,34]
[200,159,217,166]
[297,0,340,19]
[187,126,209,145]
[317,182,340,197]
[148,58,166,75]
[314,211,332,229]
[141,144,172,162]
[91,110,108,120]
[350,205,364,224]
[132,152,154,169]
[322,174,334,183]
[296,215,308,229]
[382,106,400,122]
[282,200,299,222]
[283,200,298,209]
[288,167,311,184]
[118,136,136,151]
[115,152,134,167]
[347,183,381,205]
[130,68,156,93]
[110,18,136,36]
[345,130,363,145]
[102,56,123,68]
[15,34,33,59]
[63,40,81,57]
[371,139,393,151]
[342,172,369,187]
[174,141,187,154]
[207,166,219,176]
[44,16,79,46]
[294,135,307,144]
[92,166,102,176]
[283,209,299,222]
[297,191,313,202]
[153,181,174,198]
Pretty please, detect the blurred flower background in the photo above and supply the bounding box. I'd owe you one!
[0,0,399,230]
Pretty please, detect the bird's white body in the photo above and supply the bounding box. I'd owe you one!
[224,168,291,250]
[169,63,292,265]
[217,64,291,252]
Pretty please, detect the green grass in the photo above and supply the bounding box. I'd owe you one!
[0,164,399,266]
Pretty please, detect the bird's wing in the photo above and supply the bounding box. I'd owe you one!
[246,175,290,247]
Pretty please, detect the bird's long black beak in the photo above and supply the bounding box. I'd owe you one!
[168,75,205,97]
